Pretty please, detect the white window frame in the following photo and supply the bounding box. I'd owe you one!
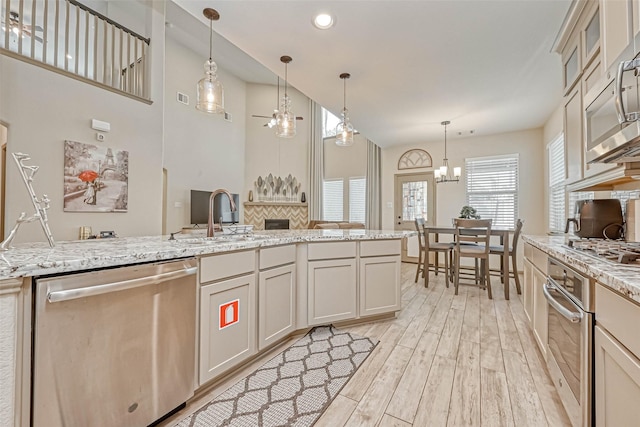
[465,153,519,230]
[348,176,366,223]
[548,133,566,233]
[322,178,344,221]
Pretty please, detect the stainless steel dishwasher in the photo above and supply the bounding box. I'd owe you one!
[32,258,197,427]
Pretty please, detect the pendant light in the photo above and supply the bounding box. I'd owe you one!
[335,73,354,146]
[275,55,296,138]
[196,8,224,114]
[434,121,461,183]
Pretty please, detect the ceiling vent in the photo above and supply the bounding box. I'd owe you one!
[177,92,189,105]
[224,111,232,122]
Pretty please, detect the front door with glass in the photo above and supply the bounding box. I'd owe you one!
[394,172,435,262]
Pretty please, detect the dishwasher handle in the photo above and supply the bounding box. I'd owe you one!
[47,264,197,303]
[542,280,583,323]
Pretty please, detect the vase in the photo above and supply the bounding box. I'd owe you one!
[301,192,306,203]
[248,190,253,202]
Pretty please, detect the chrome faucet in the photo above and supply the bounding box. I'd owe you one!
[207,189,237,237]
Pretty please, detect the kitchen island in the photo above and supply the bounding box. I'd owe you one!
[0,229,411,427]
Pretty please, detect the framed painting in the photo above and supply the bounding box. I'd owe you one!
[63,140,129,212]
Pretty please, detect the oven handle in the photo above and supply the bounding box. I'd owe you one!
[47,265,198,303]
[542,280,583,323]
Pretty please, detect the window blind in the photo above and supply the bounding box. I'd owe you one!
[349,177,366,223]
[322,179,344,221]
[548,134,566,233]
[465,154,519,229]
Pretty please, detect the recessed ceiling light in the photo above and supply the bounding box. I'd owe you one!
[313,13,334,30]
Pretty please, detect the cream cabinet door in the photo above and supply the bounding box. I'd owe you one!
[359,255,401,317]
[564,83,583,183]
[595,325,640,427]
[601,0,632,72]
[532,266,548,358]
[308,259,357,325]
[523,258,534,324]
[258,264,296,350]
[200,274,256,385]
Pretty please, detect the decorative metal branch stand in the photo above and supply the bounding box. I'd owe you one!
[0,153,55,251]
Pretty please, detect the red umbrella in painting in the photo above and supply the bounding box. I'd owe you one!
[78,170,99,182]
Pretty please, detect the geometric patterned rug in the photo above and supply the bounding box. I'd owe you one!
[174,325,378,427]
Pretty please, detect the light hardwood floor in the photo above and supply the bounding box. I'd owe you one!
[162,263,570,427]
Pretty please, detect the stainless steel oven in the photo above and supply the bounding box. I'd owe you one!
[544,257,594,427]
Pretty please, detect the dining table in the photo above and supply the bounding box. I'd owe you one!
[423,225,513,300]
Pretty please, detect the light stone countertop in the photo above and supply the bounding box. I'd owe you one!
[523,235,640,305]
[0,229,414,280]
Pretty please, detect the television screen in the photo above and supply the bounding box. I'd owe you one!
[190,190,239,226]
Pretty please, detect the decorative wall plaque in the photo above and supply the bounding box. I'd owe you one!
[398,149,432,170]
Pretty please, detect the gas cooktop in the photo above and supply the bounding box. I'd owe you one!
[566,239,640,265]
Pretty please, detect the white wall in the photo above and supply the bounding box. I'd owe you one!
[244,83,309,203]
[0,1,165,243]
[382,128,546,235]
[163,37,247,233]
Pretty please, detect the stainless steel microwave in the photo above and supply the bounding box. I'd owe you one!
[585,48,640,164]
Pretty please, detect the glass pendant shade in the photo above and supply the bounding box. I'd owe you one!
[196,59,224,113]
[335,73,354,146]
[196,8,224,114]
[335,109,354,146]
[275,94,296,137]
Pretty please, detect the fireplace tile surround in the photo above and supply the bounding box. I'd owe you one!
[243,202,308,230]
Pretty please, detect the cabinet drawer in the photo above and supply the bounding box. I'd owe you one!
[259,244,296,270]
[596,284,640,359]
[360,239,401,257]
[200,250,256,283]
[527,244,548,272]
[308,241,356,260]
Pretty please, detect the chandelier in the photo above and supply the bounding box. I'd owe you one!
[434,121,461,183]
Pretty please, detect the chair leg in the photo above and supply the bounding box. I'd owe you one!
[512,253,521,294]
[500,256,505,284]
[415,250,422,283]
[434,252,439,276]
[454,252,460,295]
[485,259,493,299]
[424,250,429,288]
[444,251,450,288]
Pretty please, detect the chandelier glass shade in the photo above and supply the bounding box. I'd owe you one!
[335,73,354,146]
[275,56,296,138]
[434,121,461,183]
[196,8,224,114]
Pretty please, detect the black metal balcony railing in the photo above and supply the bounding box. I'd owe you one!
[1,0,150,101]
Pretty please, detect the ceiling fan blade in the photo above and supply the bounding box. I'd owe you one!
[252,115,272,119]
[295,117,304,120]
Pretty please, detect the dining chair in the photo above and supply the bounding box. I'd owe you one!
[487,219,524,295]
[422,225,454,288]
[414,218,427,284]
[453,218,493,298]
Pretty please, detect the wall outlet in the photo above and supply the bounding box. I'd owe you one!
[387,202,393,208]
[96,132,105,141]
[174,201,183,208]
